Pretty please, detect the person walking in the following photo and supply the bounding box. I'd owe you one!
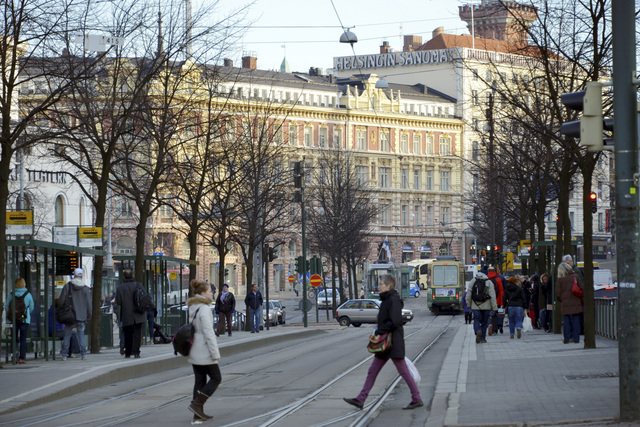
[187,280,221,424]
[59,268,92,361]
[466,270,497,343]
[504,276,527,339]
[343,274,423,410]
[244,284,263,333]
[461,289,472,324]
[555,260,584,344]
[5,278,34,364]
[215,284,236,337]
[115,268,147,358]
[538,273,552,332]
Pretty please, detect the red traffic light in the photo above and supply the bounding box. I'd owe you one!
[589,192,597,201]
[494,245,500,251]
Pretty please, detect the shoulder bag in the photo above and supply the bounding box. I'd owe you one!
[571,276,583,298]
[367,331,392,354]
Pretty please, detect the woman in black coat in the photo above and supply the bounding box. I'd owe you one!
[343,274,423,410]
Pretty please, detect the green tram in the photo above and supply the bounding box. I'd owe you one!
[364,262,412,299]
[426,256,465,314]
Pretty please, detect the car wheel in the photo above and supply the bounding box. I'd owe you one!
[352,322,362,327]
[415,292,420,298]
[338,317,351,327]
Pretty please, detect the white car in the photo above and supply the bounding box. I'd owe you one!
[317,288,342,309]
[263,300,286,325]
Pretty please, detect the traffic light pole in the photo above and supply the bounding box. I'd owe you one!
[612,0,640,421]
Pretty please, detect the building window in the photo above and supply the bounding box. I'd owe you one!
[413,205,421,226]
[225,117,235,141]
[304,126,312,147]
[471,68,479,80]
[380,203,390,225]
[472,173,479,194]
[400,134,408,153]
[401,168,409,189]
[426,206,433,226]
[413,169,421,190]
[380,131,390,152]
[472,90,479,106]
[356,166,368,186]
[289,124,298,145]
[472,141,480,161]
[357,129,367,150]
[319,127,327,147]
[440,170,450,191]
[55,196,64,226]
[441,206,450,225]
[333,128,342,147]
[379,167,391,188]
[425,136,433,155]
[413,134,421,154]
[426,170,433,190]
[273,125,283,144]
[401,205,408,226]
[598,212,604,232]
[439,136,450,155]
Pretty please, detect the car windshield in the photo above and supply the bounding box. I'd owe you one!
[272,301,281,308]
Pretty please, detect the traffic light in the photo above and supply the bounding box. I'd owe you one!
[224,268,229,276]
[560,81,609,151]
[294,256,302,273]
[590,192,598,213]
[268,247,277,261]
[293,161,302,188]
[305,259,310,273]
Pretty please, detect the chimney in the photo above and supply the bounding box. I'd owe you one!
[403,35,423,52]
[380,41,391,54]
[432,26,444,39]
[223,58,233,67]
[242,55,257,70]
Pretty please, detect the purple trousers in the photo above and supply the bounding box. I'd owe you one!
[356,356,421,403]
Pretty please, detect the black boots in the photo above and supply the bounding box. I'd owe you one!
[189,391,213,421]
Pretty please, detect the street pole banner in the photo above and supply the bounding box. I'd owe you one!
[6,211,33,235]
[78,226,103,247]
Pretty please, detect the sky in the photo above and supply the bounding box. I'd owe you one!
[218,0,473,73]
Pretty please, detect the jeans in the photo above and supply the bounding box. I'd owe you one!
[563,314,581,342]
[539,308,550,331]
[507,306,524,335]
[355,356,421,403]
[472,310,491,340]
[249,307,261,332]
[11,322,29,359]
[62,321,87,357]
[192,363,222,398]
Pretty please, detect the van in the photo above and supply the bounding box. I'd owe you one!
[593,269,614,291]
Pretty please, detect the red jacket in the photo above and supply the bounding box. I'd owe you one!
[487,271,504,306]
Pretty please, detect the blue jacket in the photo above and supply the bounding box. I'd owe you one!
[5,288,35,324]
[244,291,263,310]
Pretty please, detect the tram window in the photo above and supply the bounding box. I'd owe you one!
[433,265,458,286]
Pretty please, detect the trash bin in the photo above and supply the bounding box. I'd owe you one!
[100,313,113,347]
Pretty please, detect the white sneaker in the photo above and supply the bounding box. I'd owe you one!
[81,356,87,360]
[61,356,67,361]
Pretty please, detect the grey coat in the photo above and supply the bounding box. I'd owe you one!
[187,295,220,366]
[60,278,92,322]
[115,279,147,326]
[465,272,498,311]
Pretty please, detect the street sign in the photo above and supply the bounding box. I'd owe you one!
[310,274,322,287]
[288,274,295,283]
[298,271,310,282]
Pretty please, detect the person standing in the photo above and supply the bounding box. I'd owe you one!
[244,284,263,333]
[555,261,584,344]
[504,276,527,339]
[461,289,472,324]
[487,267,504,335]
[59,268,92,361]
[215,284,236,337]
[538,273,552,332]
[187,280,221,423]
[5,278,34,364]
[466,270,497,343]
[115,268,146,358]
[343,274,423,410]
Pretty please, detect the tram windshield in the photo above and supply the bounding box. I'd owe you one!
[432,265,458,287]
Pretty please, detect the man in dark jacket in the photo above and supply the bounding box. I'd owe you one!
[116,268,147,358]
[244,284,263,333]
[59,268,92,361]
[215,284,236,337]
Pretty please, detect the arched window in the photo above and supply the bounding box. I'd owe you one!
[55,196,64,226]
[79,197,85,226]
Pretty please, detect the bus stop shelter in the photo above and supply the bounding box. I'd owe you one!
[2,239,105,364]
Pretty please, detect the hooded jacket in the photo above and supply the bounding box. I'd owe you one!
[376,289,405,359]
[504,283,526,308]
[5,287,35,324]
[60,278,92,322]
[187,294,220,365]
[487,270,504,306]
[465,272,498,311]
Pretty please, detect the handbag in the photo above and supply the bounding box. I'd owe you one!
[571,277,583,298]
[172,307,201,356]
[367,332,392,354]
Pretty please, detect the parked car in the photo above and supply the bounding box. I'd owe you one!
[263,300,286,326]
[409,282,420,298]
[317,288,342,309]
[335,299,414,327]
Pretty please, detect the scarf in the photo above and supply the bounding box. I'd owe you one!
[221,290,229,301]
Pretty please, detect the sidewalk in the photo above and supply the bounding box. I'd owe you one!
[0,326,326,416]
[428,324,622,427]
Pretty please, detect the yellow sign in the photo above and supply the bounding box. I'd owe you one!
[519,239,531,247]
[56,281,66,286]
[6,211,33,224]
[78,227,103,239]
[169,272,178,280]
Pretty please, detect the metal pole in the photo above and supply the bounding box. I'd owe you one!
[301,162,308,328]
[264,245,270,331]
[612,0,640,421]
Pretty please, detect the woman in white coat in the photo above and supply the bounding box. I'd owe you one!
[187,280,221,424]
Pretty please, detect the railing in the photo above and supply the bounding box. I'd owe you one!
[595,297,617,340]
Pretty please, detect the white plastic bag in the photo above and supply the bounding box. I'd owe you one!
[522,316,533,332]
[405,357,421,384]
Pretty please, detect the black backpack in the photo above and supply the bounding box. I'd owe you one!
[172,307,201,356]
[471,279,491,303]
[7,292,27,323]
[134,286,155,314]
